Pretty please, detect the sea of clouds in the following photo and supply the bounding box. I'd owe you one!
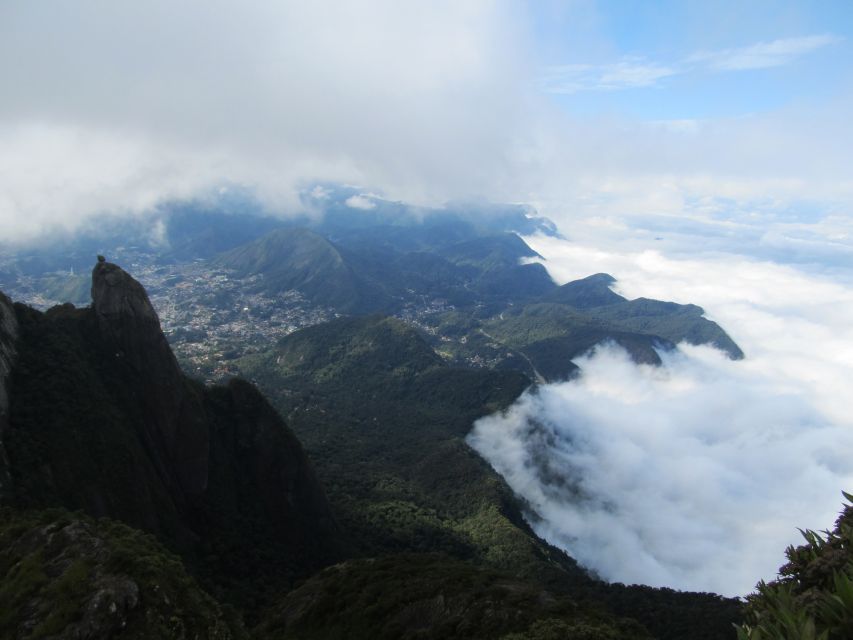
[468,234,853,596]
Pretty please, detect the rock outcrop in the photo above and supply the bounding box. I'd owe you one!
[1,260,340,613]
[92,258,209,496]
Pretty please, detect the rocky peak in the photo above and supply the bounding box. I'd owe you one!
[2,261,340,614]
[90,258,208,494]
[91,258,167,348]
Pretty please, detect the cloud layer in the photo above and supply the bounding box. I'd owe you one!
[468,237,853,596]
[1,3,850,251]
[0,1,529,241]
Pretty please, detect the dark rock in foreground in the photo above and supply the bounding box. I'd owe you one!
[1,260,341,615]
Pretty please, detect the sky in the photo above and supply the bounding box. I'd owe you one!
[1,0,852,250]
[532,0,852,119]
[2,0,853,595]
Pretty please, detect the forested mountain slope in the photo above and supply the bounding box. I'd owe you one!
[0,259,744,639]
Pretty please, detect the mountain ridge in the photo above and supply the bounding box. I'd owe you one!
[0,260,746,639]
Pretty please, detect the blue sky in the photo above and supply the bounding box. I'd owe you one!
[530,0,853,120]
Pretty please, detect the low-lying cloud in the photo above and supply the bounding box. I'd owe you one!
[469,237,853,596]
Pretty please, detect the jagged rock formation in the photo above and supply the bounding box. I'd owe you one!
[91,257,210,496]
[1,260,340,614]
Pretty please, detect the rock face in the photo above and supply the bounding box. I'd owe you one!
[91,259,209,496]
[0,292,17,415]
[0,291,18,497]
[2,260,340,612]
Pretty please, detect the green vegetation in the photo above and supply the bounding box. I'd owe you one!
[215,229,558,315]
[214,228,365,311]
[238,314,744,639]
[213,226,742,383]
[427,283,742,381]
[736,493,853,640]
[0,508,245,640]
[483,303,598,348]
[590,298,743,358]
[237,316,549,577]
[543,273,624,309]
[255,554,649,640]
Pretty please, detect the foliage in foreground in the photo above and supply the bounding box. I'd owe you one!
[255,553,650,640]
[0,507,246,640]
[737,492,853,640]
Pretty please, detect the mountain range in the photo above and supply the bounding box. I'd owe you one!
[0,196,754,638]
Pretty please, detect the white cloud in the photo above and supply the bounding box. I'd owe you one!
[309,186,332,201]
[538,58,677,93]
[469,236,853,595]
[0,0,529,241]
[513,97,853,271]
[689,34,842,71]
[539,33,841,94]
[345,194,377,210]
[1,1,847,249]
[0,1,849,256]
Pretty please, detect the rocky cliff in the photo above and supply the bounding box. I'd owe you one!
[91,257,210,496]
[0,291,18,499]
[1,259,340,614]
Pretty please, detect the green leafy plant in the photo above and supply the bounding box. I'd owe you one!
[736,492,853,640]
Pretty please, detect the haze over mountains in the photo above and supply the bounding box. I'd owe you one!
[0,188,742,386]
